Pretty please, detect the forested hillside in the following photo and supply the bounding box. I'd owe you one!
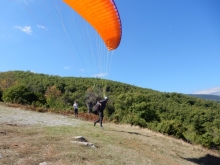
[0,70,220,151]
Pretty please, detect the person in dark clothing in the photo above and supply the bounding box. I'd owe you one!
[94,96,108,128]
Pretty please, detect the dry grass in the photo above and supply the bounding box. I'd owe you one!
[1,123,220,165]
[0,104,220,165]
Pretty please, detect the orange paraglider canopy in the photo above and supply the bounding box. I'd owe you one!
[63,0,122,50]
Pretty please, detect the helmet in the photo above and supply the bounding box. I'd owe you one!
[104,96,108,100]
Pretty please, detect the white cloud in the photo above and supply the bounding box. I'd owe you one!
[193,87,220,95]
[37,24,48,30]
[64,66,72,70]
[80,68,85,72]
[15,26,32,35]
[92,72,107,78]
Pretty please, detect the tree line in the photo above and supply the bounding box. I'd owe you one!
[0,70,220,151]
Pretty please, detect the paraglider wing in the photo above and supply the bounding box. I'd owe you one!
[63,0,122,50]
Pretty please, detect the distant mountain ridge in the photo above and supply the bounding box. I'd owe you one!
[188,94,220,102]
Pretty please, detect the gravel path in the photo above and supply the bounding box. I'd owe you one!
[0,105,83,126]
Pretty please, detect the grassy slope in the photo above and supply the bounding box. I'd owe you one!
[0,107,220,165]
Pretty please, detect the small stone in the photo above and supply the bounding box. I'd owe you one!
[70,141,96,148]
[74,136,88,142]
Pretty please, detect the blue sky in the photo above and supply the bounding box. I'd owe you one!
[1,0,220,95]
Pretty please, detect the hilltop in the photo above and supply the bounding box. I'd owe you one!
[0,70,220,151]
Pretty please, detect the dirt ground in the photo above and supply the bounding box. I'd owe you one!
[0,104,84,126]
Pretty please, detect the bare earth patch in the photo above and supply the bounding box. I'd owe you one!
[0,105,83,126]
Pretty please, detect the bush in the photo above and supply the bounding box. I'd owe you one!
[2,84,36,104]
[156,120,185,138]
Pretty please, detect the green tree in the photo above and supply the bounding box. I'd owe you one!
[2,84,36,104]
[32,92,47,107]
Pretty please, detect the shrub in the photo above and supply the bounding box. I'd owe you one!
[2,84,36,104]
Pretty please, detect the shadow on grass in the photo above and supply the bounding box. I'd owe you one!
[182,154,220,165]
[108,129,151,137]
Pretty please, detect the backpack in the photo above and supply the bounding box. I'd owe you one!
[92,103,101,115]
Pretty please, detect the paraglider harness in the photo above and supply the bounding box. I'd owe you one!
[92,97,108,115]
[92,102,101,115]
